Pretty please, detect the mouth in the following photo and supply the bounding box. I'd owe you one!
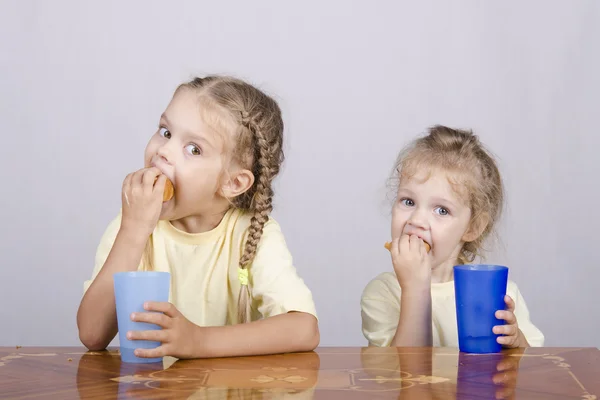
[151,161,170,179]
[384,238,431,253]
[150,162,175,202]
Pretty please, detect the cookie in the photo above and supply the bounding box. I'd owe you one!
[154,176,174,202]
[162,178,174,202]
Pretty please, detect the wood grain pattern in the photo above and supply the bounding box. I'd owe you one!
[0,346,598,399]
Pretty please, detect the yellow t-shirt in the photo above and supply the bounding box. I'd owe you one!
[361,272,544,347]
[84,208,317,326]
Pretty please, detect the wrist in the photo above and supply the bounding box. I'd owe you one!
[193,325,217,358]
[117,224,151,246]
[518,330,530,348]
[400,283,431,297]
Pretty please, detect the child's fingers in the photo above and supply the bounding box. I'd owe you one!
[154,174,167,196]
[495,310,517,325]
[496,335,517,347]
[492,370,517,385]
[144,301,180,317]
[496,358,518,372]
[390,236,400,256]
[399,234,410,253]
[123,172,134,192]
[408,235,422,253]
[131,311,171,328]
[127,328,168,342]
[505,295,515,312]
[493,324,518,336]
[495,386,516,400]
[142,167,162,194]
[134,345,167,359]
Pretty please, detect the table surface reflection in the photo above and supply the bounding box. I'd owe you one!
[1,346,598,399]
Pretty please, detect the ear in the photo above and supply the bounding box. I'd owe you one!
[462,212,489,243]
[220,168,255,199]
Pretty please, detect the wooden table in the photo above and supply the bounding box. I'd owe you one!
[1,346,598,399]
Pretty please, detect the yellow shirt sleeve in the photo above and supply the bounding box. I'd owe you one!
[248,219,318,320]
[82,212,144,294]
[360,274,400,347]
[507,281,545,347]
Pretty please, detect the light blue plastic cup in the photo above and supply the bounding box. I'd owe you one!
[114,271,170,363]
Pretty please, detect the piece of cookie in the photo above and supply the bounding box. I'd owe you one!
[162,178,174,202]
[154,176,174,202]
[384,240,431,252]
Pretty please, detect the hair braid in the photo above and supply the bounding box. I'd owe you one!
[237,117,281,323]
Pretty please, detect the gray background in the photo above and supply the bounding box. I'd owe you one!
[1,0,598,348]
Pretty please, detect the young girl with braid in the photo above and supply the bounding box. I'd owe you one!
[77,76,319,359]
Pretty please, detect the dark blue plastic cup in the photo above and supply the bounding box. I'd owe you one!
[454,264,508,354]
[114,271,170,363]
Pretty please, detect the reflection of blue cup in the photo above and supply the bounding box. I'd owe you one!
[454,265,508,354]
[117,359,165,397]
[456,352,503,399]
[114,271,170,363]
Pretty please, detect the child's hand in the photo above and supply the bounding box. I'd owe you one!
[128,302,200,359]
[493,295,529,348]
[390,234,431,290]
[121,167,166,236]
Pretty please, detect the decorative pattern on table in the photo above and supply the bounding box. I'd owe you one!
[458,352,597,400]
[0,352,58,367]
[0,349,120,367]
[112,365,450,393]
[540,355,597,400]
[0,349,596,398]
[344,368,449,392]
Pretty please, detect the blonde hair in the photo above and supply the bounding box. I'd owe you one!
[177,76,284,323]
[142,76,284,323]
[392,125,504,264]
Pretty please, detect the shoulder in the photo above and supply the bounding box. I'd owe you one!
[361,272,400,305]
[225,209,283,238]
[95,211,123,250]
[506,280,522,297]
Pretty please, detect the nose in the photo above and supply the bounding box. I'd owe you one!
[156,143,173,165]
[407,207,429,231]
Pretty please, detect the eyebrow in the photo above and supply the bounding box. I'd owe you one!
[431,197,459,209]
[160,113,214,148]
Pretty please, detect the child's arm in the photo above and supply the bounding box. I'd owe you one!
[77,168,166,350]
[389,235,433,347]
[391,288,432,347]
[77,225,149,350]
[128,303,319,359]
[201,312,319,357]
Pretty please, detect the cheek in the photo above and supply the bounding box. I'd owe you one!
[391,208,407,234]
[144,140,158,165]
[433,220,466,246]
[176,161,224,194]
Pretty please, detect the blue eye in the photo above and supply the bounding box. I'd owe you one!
[185,144,202,156]
[159,127,171,139]
[401,198,415,207]
[434,207,449,216]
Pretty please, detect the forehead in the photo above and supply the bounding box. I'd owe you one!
[398,168,470,204]
[164,89,230,148]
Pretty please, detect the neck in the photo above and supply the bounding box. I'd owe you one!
[431,264,454,283]
[430,256,460,283]
[170,207,230,234]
